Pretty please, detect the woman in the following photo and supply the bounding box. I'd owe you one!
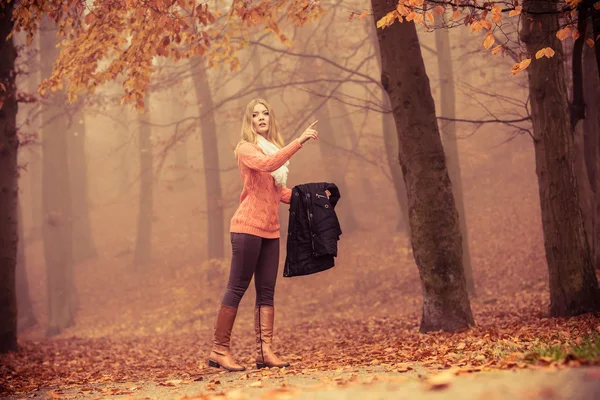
[207,98,319,371]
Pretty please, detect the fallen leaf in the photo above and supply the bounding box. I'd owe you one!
[225,388,249,399]
[426,368,458,390]
[397,363,412,372]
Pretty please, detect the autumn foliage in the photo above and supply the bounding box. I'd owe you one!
[368,0,600,74]
[11,0,326,109]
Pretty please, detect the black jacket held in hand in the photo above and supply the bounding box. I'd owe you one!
[283,182,342,277]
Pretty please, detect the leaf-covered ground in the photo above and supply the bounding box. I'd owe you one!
[2,224,600,398]
[3,133,600,398]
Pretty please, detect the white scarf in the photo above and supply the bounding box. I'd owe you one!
[256,135,289,187]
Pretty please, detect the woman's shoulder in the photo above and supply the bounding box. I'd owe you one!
[235,140,261,159]
[237,140,259,150]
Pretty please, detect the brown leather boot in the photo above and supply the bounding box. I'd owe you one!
[255,305,290,369]
[207,304,245,372]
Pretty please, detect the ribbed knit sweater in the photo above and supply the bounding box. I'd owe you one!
[229,138,303,238]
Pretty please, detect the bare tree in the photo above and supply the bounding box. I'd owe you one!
[191,59,224,260]
[68,99,97,263]
[367,19,410,233]
[41,17,77,336]
[133,94,154,267]
[0,1,19,353]
[434,19,475,295]
[521,0,600,316]
[16,201,37,332]
[371,0,474,332]
[579,23,600,270]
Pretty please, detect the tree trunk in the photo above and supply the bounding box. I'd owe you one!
[382,108,410,233]
[28,148,43,241]
[300,34,361,233]
[68,100,97,263]
[593,8,600,82]
[191,60,224,260]
[27,35,43,242]
[573,118,595,274]
[371,0,474,332]
[0,2,19,353]
[133,98,153,267]
[368,19,410,233]
[119,110,132,196]
[41,18,76,336]
[434,22,476,296]
[331,100,376,217]
[521,0,600,316]
[169,83,192,191]
[314,102,359,233]
[16,201,37,332]
[582,26,600,270]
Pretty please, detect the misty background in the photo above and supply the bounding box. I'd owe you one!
[14,0,551,339]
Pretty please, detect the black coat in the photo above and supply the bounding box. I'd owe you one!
[283,182,342,277]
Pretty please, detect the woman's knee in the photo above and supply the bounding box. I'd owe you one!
[255,286,275,306]
[222,287,246,308]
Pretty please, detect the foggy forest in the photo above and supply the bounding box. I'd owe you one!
[1,0,600,399]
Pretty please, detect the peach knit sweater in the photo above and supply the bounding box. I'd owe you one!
[229,138,303,239]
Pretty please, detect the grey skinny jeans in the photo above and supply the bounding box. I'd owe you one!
[221,233,280,308]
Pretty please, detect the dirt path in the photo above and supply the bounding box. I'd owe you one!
[6,365,600,400]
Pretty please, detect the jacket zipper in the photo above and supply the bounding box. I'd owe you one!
[303,190,317,256]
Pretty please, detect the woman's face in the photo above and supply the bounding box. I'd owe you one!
[252,103,270,136]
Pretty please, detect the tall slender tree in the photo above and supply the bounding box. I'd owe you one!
[371,0,474,332]
[68,99,97,263]
[367,18,410,233]
[16,201,37,332]
[581,24,600,270]
[434,20,475,295]
[40,17,76,336]
[0,1,19,353]
[192,59,224,260]
[133,94,154,267]
[521,0,600,316]
[314,102,359,232]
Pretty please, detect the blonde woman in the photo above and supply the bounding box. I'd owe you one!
[207,99,319,371]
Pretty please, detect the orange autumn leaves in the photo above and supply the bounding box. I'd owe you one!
[11,0,326,110]
[373,0,600,75]
[509,48,555,75]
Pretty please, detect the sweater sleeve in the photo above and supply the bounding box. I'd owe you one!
[280,187,292,204]
[237,139,303,172]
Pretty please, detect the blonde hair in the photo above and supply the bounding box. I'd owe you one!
[234,98,284,157]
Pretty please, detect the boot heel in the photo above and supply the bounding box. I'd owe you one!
[208,360,220,368]
[256,362,267,369]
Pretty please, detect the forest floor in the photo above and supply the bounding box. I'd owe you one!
[3,133,600,399]
[3,363,600,400]
[3,223,600,399]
